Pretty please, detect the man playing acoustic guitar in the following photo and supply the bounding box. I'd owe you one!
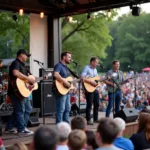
[5,49,35,135]
[53,52,72,124]
[104,60,125,117]
[81,57,100,125]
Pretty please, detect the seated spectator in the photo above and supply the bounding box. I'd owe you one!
[85,130,98,150]
[99,101,107,112]
[32,126,59,150]
[96,118,122,150]
[57,122,71,150]
[71,116,87,131]
[130,113,150,150]
[125,100,133,108]
[9,142,27,150]
[136,100,145,112]
[68,130,86,150]
[113,118,134,150]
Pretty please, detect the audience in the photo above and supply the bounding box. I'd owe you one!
[0,138,5,150]
[33,126,59,150]
[113,118,134,150]
[96,118,122,150]
[85,130,98,150]
[130,113,150,150]
[8,143,27,150]
[57,122,71,150]
[71,116,87,131]
[68,130,86,150]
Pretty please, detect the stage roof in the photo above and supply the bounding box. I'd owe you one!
[0,0,150,17]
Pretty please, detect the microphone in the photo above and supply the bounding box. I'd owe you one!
[128,65,136,71]
[71,60,79,66]
[33,59,44,65]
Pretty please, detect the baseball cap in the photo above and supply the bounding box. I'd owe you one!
[17,49,31,57]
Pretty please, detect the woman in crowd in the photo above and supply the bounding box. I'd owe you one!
[130,113,150,150]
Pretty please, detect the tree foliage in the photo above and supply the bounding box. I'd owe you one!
[62,10,117,70]
[0,12,29,59]
[103,12,150,71]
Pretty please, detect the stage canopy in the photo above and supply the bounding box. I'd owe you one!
[0,0,150,16]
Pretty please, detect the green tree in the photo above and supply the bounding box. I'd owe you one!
[62,10,117,70]
[0,12,29,59]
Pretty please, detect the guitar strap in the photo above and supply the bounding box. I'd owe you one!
[66,66,80,79]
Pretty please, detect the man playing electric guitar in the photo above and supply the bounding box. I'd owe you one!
[104,60,126,117]
[5,49,35,135]
[81,57,100,125]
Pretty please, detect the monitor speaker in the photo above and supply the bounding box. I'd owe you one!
[32,82,56,116]
[114,108,138,123]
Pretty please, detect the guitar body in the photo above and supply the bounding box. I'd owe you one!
[55,76,75,95]
[16,75,38,98]
[83,76,101,93]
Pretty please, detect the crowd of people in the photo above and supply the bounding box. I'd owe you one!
[2,110,150,150]
[70,72,150,114]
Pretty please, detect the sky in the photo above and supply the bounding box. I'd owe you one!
[118,2,150,16]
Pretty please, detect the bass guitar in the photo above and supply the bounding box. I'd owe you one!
[55,76,80,95]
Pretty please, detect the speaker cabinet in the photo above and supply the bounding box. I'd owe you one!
[32,82,56,116]
[39,68,53,81]
[114,108,138,123]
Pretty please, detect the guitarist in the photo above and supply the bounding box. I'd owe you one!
[104,60,124,117]
[5,49,34,135]
[53,52,72,124]
[81,57,100,125]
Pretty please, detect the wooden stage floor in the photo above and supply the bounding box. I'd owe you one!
[1,112,138,148]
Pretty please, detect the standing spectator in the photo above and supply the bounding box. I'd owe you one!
[32,126,59,150]
[68,130,86,150]
[130,113,150,150]
[57,122,71,150]
[113,118,134,150]
[96,118,122,150]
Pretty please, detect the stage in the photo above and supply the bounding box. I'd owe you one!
[1,112,138,148]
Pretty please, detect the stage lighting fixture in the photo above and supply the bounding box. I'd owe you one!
[132,6,140,16]
[40,12,44,18]
[19,9,24,16]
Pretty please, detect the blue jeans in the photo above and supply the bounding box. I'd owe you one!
[24,98,32,127]
[6,95,30,131]
[54,92,70,124]
[106,90,122,117]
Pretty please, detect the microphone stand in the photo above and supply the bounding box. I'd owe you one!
[73,62,81,115]
[35,61,47,125]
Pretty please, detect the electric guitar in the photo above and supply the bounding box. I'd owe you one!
[55,76,80,95]
[83,76,109,93]
[12,74,51,99]
[107,75,138,93]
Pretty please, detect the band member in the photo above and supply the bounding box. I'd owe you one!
[104,60,124,117]
[5,49,34,134]
[81,57,100,125]
[53,52,72,124]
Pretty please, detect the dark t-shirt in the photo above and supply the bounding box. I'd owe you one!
[130,130,150,150]
[7,58,29,96]
[54,62,70,78]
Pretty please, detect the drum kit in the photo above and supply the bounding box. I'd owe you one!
[0,73,13,112]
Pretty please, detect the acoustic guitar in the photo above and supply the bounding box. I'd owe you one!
[55,76,80,95]
[83,76,109,93]
[14,74,51,99]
